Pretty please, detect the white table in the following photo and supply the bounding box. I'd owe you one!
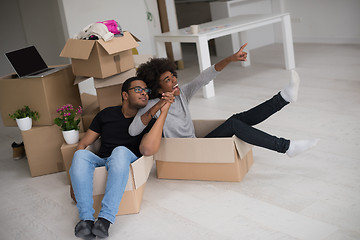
[154,13,295,98]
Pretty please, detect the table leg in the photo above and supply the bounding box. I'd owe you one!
[155,40,167,58]
[239,31,251,67]
[196,36,215,98]
[281,15,295,70]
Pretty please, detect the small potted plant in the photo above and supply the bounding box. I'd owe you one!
[9,106,39,131]
[54,104,82,144]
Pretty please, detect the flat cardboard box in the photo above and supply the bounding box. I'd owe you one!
[61,139,153,216]
[0,65,81,127]
[21,125,66,177]
[60,31,138,79]
[154,120,253,182]
[94,68,136,110]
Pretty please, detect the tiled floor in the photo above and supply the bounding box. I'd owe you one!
[0,42,359,240]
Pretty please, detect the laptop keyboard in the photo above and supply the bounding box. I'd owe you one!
[29,68,54,76]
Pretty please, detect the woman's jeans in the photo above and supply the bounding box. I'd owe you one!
[205,92,291,153]
[69,146,138,224]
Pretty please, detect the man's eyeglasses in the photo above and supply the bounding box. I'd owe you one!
[128,86,152,95]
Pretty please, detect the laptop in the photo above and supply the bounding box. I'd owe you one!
[5,46,65,78]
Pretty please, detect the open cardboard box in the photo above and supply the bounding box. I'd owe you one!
[0,65,81,127]
[154,120,253,182]
[61,137,153,216]
[60,32,138,79]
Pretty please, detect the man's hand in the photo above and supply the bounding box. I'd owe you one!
[140,92,174,156]
[230,43,248,62]
[141,89,175,125]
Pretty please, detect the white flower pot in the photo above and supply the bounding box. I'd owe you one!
[16,117,32,131]
[62,129,80,145]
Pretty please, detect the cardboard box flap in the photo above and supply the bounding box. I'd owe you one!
[154,138,236,163]
[94,68,136,89]
[60,39,95,59]
[92,155,153,195]
[93,167,108,195]
[92,166,134,195]
[85,137,101,153]
[129,32,141,42]
[193,119,225,138]
[131,155,154,189]
[232,135,253,158]
[80,93,99,111]
[74,76,93,85]
[98,31,139,55]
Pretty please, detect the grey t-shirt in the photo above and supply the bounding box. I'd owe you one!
[128,65,220,138]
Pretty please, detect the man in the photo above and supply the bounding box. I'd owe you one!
[69,77,172,239]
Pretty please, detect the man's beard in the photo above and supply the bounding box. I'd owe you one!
[131,102,147,110]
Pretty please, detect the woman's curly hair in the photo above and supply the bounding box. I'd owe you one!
[136,58,177,99]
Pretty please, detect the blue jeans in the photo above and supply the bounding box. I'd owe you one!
[205,92,290,153]
[69,146,138,223]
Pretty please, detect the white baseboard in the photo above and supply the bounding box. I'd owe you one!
[292,37,360,45]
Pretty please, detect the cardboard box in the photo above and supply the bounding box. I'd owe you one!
[80,93,100,131]
[0,65,81,127]
[60,32,139,79]
[94,68,136,110]
[61,139,153,216]
[133,54,152,69]
[21,125,66,177]
[154,120,253,182]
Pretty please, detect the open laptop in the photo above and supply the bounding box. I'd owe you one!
[5,46,65,78]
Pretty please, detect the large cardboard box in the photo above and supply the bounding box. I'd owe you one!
[93,156,152,216]
[0,65,81,127]
[60,32,139,79]
[61,139,153,216]
[94,68,136,110]
[21,125,66,177]
[154,120,254,182]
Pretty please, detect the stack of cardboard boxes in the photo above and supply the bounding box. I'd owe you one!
[0,65,82,177]
[59,32,154,216]
[60,31,139,111]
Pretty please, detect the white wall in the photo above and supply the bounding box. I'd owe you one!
[57,0,162,94]
[210,0,277,56]
[1,0,359,78]
[59,0,161,55]
[284,0,360,44]
[0,0,67,76]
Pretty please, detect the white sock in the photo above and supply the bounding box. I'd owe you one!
[280,70,300,103]
[286,139,319,157]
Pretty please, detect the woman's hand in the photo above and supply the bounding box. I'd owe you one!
[214,43,248,71]
[159,89,176,109]
[230,43,248,62]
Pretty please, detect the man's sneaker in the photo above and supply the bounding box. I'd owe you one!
[74,220,95,240]
[12,142,25,160]
[92,217,110,238]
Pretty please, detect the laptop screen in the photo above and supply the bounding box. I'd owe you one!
[5,46,48,77]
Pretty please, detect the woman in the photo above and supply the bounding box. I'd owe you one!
[129,44,318,157]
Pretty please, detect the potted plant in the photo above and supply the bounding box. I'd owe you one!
[54,104,82,144]
[9,106,39,131]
